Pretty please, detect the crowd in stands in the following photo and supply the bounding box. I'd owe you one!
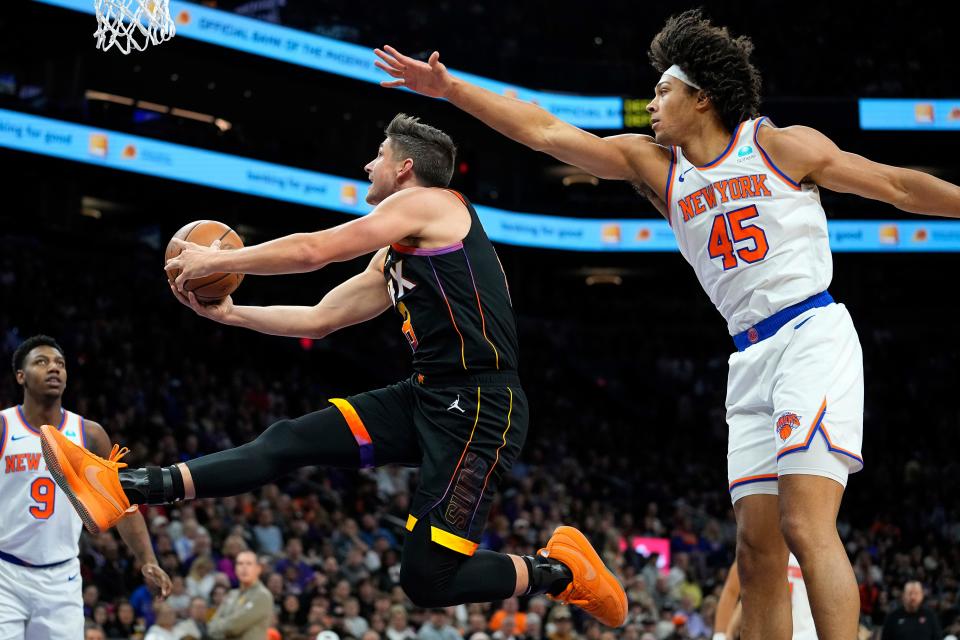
[2,234,959,640]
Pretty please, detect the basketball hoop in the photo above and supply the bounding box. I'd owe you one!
[94,0,176,54]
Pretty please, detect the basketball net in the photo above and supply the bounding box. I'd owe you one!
[94,0,175,54]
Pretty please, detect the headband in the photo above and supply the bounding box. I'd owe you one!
[662,64,701,90]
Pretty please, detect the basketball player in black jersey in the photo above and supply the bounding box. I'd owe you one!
[40,114,627,627]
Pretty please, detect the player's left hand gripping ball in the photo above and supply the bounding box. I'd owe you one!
[165,237,221,290]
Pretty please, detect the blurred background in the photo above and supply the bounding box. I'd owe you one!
[1,1,959,639]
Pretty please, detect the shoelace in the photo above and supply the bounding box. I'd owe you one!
[538,549,591,607]
[548,586,589,608]
[106,444,131,468]
[106,444,138,514]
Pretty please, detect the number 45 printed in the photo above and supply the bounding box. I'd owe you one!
[708,204,769,270]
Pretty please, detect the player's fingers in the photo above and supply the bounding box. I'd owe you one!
[428,51,441,67]
[381,79,406,88]
[163,258,180,273]
[187,291,204,311]
[168,237,199,250]
[374,60,404,77]
[175,272,186,292]
[383,45,414,65]
[211,239,222,250]
[374,48,403,68]
[169,283,189,306]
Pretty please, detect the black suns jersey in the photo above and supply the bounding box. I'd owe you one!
[382,190,518,376]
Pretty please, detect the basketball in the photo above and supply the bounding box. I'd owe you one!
[165,220,245,304]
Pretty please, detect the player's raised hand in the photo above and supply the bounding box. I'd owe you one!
[169,283,234,322]
[165,237,222,291]
[374,45,453,98]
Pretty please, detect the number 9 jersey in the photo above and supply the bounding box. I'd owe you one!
[666,116,831,336]
[0,406,84,566]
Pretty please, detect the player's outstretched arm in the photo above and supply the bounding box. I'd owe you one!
[760,125,960,217]
[375,46,665,183]
[171,249,392,338]
[84,421,172,599]
[166,188,439,288]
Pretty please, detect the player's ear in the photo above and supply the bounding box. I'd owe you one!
[15,370,24,386]
[397,158,415,180]
[694,89,712,113]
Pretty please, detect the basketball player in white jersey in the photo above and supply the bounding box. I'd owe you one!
[714,556,815,640]
[1,335,170,638]
[374,10,960,640]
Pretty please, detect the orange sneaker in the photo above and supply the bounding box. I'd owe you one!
[40,424,137,534]
[540,525,628,627]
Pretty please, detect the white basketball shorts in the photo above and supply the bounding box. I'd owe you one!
[726,302,864,504]
[0,556,83,640]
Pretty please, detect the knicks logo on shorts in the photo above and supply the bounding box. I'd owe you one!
[776,412,801,441]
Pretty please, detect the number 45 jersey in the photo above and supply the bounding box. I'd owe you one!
[0,406,84,566]
[666,117,832,335]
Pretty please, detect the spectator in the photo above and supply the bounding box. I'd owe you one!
[91,604,110,630]
[274,537,316,592]
[525,613,543,640]
[490,598,527,634]
[210,584,230,615]
[881,581,943,640]
[166,575,192,615]
[106,600,143,639]
[173,597,208,640]
[208,550,273,640]
[279,593,305,628]
[665,613,689,640]
[467,612,489,637]
[186,555,217,600]
[85,623,106,640]
[173,520,203,563]
[419,608,463,640]
[547,608,578,640]
[216,535,248,586]
[253,509,284,555]
[145,603,179,640]
[386,605,417,640]
[83,584,100,619]
[493,615,521,640]
[345,597,372,638]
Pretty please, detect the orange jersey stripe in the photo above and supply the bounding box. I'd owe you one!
[728,473,778,491]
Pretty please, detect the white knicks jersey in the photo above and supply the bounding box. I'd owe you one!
[788,553,816,640]
[666,117,832,335]
[0,406,84,565]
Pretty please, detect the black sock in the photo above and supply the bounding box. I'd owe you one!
[119,466,184,504]
[523,553,573,596]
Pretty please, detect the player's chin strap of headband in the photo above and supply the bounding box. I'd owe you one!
[663,64,701,90]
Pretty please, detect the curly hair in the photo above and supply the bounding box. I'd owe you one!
[648,9,762,133]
